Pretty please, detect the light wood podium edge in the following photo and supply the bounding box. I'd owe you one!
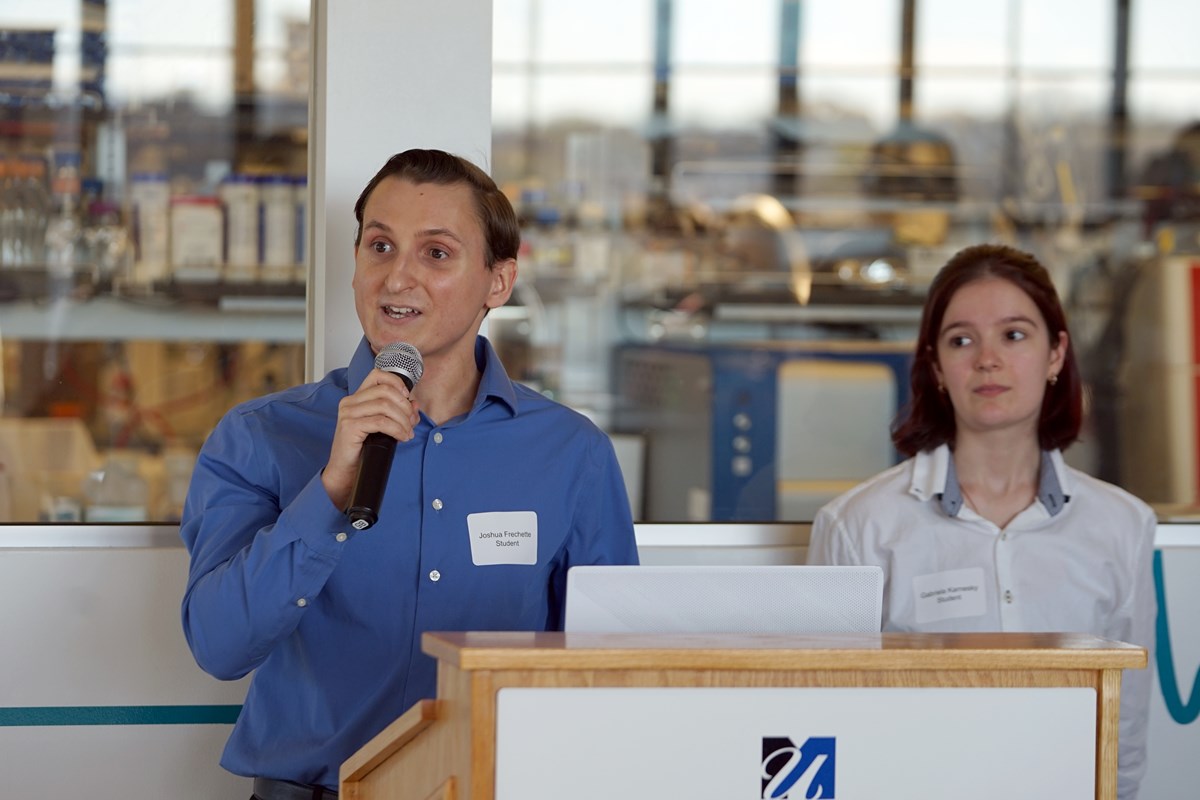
[423,630,1147,672]
[341,699,438,788]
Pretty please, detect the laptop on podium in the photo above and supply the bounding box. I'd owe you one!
[564,564,884,634]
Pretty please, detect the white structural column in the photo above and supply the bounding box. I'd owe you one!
[306,0,495,379]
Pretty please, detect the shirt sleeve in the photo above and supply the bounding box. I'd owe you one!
[806,505,861,566]
[581,430,640,566]
[1115,506,1158,800]
[548,430,640,629]
[179,408,351,680]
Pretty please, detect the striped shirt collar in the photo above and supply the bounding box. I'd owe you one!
[908,443,1070,518]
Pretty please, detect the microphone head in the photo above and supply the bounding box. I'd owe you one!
[374,342,424,389]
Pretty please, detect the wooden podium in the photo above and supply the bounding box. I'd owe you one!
[340,631,1145,800]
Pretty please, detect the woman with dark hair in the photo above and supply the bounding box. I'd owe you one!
[807,243,1155,800]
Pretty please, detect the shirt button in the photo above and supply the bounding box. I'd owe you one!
[1004,589,1013,604]
[999,531,1007,541]
[296,598,308,608]
[429,570,441,582]
[434,432,444,444]
[335,532,348,543]
[432,498,443,511]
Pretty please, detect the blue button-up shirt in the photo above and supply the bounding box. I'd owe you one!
[180,336,639,789]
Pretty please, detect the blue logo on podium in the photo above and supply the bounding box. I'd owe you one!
[761,736,836,799]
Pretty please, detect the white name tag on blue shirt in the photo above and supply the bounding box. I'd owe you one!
[913,567,986,624]
[468,511,539,566]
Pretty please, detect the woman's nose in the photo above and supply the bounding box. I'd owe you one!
[975,344,1000,371]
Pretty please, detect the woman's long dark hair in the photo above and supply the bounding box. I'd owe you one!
[891,243,1083,456]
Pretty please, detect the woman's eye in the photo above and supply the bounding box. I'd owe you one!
[948,334,972,348]
[1005,329,1027,342]
[428,247,449,260]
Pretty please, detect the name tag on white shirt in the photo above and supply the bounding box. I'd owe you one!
[467,511,538,566]
[913,567,986,624]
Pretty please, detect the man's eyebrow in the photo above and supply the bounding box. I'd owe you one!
[361,222,464,245]
[418,227,464,244]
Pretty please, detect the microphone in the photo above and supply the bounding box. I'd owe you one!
[345,342,424,530]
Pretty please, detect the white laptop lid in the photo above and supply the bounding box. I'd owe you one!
[564,564,884,634]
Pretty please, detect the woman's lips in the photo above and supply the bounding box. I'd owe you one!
[974,384,1008,397]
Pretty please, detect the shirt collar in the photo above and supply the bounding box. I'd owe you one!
[346,335,520,417]
[473,335,519,416]
[346,337,378,391]
[910,443,1071,518]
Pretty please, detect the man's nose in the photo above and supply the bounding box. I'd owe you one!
[385,250,415,288]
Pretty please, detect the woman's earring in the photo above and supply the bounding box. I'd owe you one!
[1048,374,1058,386]
[937,381,946,393]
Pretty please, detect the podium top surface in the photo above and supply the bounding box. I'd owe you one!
[422,631,1146,672]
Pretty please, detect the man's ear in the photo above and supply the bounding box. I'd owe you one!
[486,258,517,309]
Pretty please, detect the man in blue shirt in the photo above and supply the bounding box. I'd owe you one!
[180,149,639,798]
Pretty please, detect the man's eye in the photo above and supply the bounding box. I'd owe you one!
[429,247,448,260]
[372,241,392,254]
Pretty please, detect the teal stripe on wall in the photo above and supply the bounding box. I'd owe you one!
[0,705,241,727]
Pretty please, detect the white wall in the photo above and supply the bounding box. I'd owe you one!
[1,523,1198,798]
[0,529,250,799]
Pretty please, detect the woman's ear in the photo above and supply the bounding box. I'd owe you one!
[928,345,945,391]
[1049,330,1068,380]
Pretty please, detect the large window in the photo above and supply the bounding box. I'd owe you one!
[492,0,1200,521]
[0,0,308,522]
[4,1,1199,525]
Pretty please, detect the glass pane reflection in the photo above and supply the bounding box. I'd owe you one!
[492,0,1200,522]
[0,0,308,523]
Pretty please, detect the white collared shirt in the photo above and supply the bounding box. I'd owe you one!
[808,443,1157,800]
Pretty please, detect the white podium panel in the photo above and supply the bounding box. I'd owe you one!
[496,686,1096,800]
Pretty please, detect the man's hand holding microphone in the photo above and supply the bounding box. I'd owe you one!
[322,342,424,529]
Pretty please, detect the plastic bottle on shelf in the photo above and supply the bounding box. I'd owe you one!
[260,173,296,281]
[129,172,170,285]
[17,156,51,266]
[0,159,12,265]
[82,452,148,523]
[84,197,132,284]
[220,173,260,281]
[170,195,223,281]
[43,151,84,289]
[3,157,44,266]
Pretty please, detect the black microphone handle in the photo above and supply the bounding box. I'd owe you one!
[345,431,398,530]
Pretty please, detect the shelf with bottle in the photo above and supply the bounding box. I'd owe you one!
[1,146,307,341]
